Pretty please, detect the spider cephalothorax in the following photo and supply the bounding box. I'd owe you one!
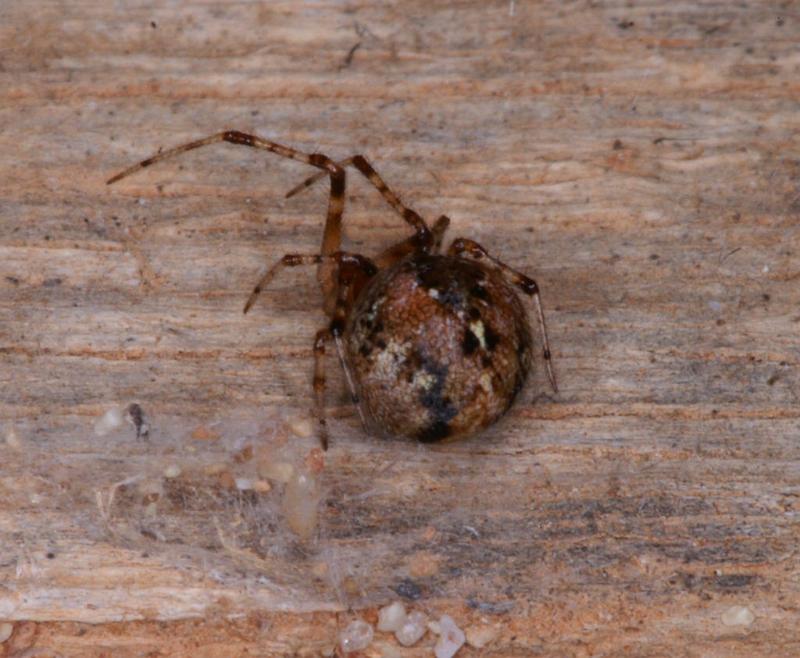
[108,131,557,449]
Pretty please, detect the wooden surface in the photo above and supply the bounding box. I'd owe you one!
[2,1,799,656]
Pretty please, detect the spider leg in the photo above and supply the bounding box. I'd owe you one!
[107,130,347,312]
[243,253,319,314]
[285,155,433,251]
[327,287,365,438]
[448,238,558,393]
[313,328,332,451]
[285,157,357,199]
[328,254,371,436]
[314,321,368,451]
[374,214,450,268]
[333,334,368,435]
[244,251,376,450]
[431,215,450,254]
[243,252,376,314]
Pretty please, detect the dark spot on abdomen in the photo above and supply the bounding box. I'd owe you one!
[470,284,490,301]
[417,420,451,442]
[462,329,480,355]
[484,324,500,350]
[415,351,458,440]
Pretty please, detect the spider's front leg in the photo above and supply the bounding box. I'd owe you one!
[243,251,377,450]
[311,253,377,449]
[448,238,558,393]
[285,154,437,254]
[106,130,347,313]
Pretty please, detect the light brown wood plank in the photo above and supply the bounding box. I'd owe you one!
[1,1,798,655]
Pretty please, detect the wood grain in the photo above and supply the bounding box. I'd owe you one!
[1,1,799,656]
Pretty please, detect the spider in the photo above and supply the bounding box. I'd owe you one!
[107,131,558,449]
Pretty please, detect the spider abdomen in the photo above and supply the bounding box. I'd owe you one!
[344,253,533,442]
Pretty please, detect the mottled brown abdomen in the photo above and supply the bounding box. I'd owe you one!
[344,254,532,442]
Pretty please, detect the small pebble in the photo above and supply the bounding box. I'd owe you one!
[93,407,124,436]
[253,479,272,493]
[721,605,755,626]
[235,477,254,491]
[339,619,373,653]
[258,460,295,484]
[163,464,181,479]
[0,622,12,643]
[395,610,427,647]
[377,601,407,632]
[434,615,465,658]
[289,415,313,438]
[466,624,497,649]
